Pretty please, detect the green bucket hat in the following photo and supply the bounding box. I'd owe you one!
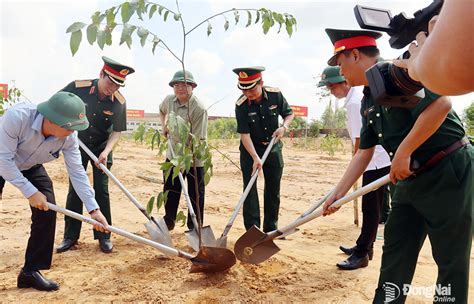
[317,66,346,87]
[37,91,89,131]
[169,70,197,88]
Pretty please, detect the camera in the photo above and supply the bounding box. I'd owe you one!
[354,0,444,107]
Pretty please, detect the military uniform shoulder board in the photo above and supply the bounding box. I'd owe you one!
[113,91,126,104]
[264,86,280,93]
[74,79,93,88]
[236,95,247,106]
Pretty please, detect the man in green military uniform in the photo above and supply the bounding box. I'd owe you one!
[321,29,472,303]
[57,56,134,253]
[234,67,294,232]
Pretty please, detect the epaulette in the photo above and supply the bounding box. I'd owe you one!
[236,95,247,106]
[74,79,93,88]
[264,86,280,93]
[113,91,126,104]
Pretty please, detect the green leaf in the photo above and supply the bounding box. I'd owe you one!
[207,22,212,36]
[149,4,157,18]
[156,192,164,210]
[160,161,174,171]
[223,19,229,31]
[158,6,164,15]
[105,27,113,45]
[285,18,293,37]
[137,27,149,47]
[97,30,106,49]
[246,10,252,27]
[176,211,187,227]
[91,11,104,25]
[152,35,161,54]
[137,0,146,20]
[146,196,155,215]
[106,8,116,25]
[204,171,211,186]
[120,24,137,48]
[172,165,180,181]
[262,15,271,34]
[121,2,132,23]
[163,10,169,21]
[255,11,260,24]
[86,24,98,45]
[69,30,82,56]
[66,22,86,33]
[234,10,240,25]
[173,14,181,21]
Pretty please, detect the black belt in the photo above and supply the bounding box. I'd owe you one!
[411,137,470,176]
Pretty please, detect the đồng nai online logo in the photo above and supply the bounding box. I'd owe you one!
[383,282,455,303]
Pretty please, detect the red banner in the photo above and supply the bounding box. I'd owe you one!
[0,84,8,99]
[291,105,308,117]
[127,109,145,118]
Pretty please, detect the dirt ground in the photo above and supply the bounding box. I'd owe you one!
[0,138,472,303]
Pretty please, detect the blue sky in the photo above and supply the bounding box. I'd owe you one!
[1,0,472,121]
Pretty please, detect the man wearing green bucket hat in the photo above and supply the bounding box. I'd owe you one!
[0,91,108,291]
[57,56,134,254]
[159,69,208,231]
[318,66,391,270]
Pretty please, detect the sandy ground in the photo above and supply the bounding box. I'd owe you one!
[0,138,472,303]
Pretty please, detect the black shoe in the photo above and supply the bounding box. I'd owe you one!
[17,269,59,291]
[336,253,369,270]
[98,239,113,253]
[56,238,78,253]
[339,245,374,260]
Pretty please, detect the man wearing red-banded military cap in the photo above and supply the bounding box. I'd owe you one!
[321,29,472,304]
[57,56,135,254]
[233,66,294,233]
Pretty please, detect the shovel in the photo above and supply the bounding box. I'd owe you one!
[47,202,235,273]
[215,137,276,248]
[78,140,173,247]
[167,137,216,251]
[234,174,390,264]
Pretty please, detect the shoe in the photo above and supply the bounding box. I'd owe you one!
[336,253,369,270]
[339,245,374,260]
[56,238,78,253]
[17,269,59,291]
[98,239,113,253]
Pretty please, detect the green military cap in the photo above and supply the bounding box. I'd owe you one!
[169,70,197,88]
[102,56,135,86]
[37,91,89,131]
[317,66,346,87]
[232,66,265,90]
[325,28,382,66]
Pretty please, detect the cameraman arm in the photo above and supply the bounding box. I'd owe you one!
[394,0,474,96]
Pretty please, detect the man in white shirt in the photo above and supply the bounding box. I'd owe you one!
[318,66,391,270]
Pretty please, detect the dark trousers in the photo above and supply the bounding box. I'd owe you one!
[354,165,391,257]
[64,148,112,240]
[163,162,205,230]
[379,183,392,223]
[240,143,284,232]
[21,165,57,272]
[0,176,5,195]
[374,146,472,304]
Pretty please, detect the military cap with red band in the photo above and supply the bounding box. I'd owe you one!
[102,56,135,86]
[233,66,265,90]
[325,28,382,66]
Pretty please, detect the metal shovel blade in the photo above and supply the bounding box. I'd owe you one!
[215,235,227,248]
[186,225,217,251]
[190,246,237,273]
[144,218,173,248]
[234,226,281,265]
